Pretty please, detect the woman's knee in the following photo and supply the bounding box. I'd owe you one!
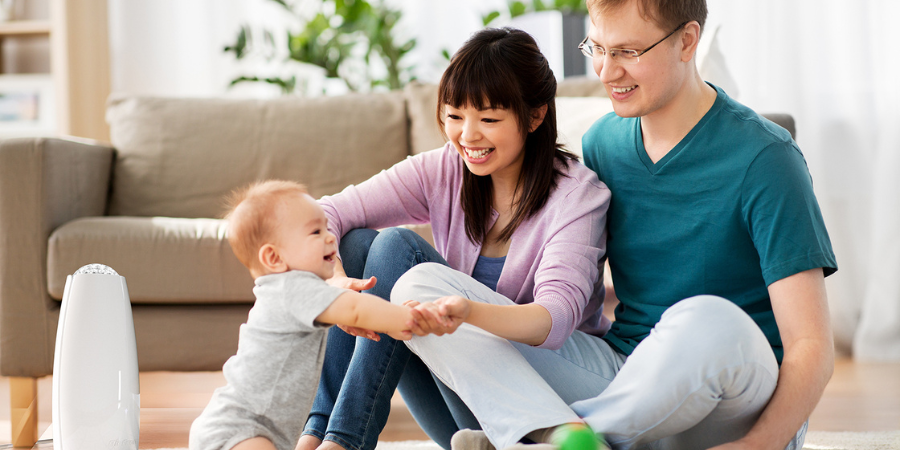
[391,263,461,306]
[369,227,422,257]
[338,228,379,279]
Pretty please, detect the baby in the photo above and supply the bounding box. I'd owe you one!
[189,180,418,450]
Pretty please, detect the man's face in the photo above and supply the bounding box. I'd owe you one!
[587,1,689,119]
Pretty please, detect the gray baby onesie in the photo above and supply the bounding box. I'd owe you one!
[189,270,347,450]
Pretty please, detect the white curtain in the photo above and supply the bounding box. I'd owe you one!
[107,0,900,360]
[704,0,900,360]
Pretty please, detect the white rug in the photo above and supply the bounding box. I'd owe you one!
[15,431,896,450]
[372,431,900,450]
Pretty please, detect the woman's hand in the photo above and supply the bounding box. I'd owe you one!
[407,296,470,336]
[326,275,381,341]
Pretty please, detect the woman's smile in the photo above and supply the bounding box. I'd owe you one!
[463,146,495,162]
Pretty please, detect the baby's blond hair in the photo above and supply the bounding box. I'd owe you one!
[223,180,308,276]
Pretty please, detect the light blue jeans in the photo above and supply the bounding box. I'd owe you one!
[392,263,808,450]
[303,228,479,450]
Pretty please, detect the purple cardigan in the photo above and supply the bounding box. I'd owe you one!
[319,144,611,349]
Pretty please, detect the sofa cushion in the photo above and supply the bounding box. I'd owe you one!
[556,96,616,159]
[47,217,254,304]
[404,81,445,155]
[106,92,410,219]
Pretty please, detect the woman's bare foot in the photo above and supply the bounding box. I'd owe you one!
[317,440,348,450]
[294,434,322,450]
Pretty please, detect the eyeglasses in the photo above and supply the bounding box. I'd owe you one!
[578,22,688,65]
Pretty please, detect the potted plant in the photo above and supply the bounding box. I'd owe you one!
[225,0,416,95]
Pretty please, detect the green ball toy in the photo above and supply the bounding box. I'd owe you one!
[553,423,606,450]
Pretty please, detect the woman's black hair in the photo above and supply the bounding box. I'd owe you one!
[438,27,577,244]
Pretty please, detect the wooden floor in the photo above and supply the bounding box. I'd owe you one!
[0,357,897,448]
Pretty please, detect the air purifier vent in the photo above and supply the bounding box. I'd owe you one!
[73,263,119,276]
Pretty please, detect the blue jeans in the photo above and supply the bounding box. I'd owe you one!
[303,228,479,450]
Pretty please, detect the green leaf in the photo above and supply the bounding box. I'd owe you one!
[223,25,249,59]
[482,10,501,27]
[509,1,528,18]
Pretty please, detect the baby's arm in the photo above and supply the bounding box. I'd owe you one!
[316,291,415,339]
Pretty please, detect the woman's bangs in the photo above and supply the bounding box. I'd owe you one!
[442,57,517,111]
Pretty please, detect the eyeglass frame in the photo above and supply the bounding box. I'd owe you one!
[578,21,689,64]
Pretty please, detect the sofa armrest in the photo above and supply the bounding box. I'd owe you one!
[761,113,796,140]
[0,138,114,376]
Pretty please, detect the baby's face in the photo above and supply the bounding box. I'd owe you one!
[273,193,338,280]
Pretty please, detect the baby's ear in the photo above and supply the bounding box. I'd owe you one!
[259,244,286,273]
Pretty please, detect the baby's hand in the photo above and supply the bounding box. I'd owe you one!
[386,329,413,341]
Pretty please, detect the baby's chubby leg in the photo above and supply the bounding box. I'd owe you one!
[232,436,277,450]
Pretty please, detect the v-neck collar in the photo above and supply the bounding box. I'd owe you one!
[634,84,725,175]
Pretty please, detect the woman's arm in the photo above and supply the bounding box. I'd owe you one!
[319,146,454,248]
[412,296,553,346]
[711,268,834,450]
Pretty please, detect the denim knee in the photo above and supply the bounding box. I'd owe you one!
[368,227,423,258]
[338,228,379,279]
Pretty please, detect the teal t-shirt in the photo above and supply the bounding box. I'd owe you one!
[582,85,837,363]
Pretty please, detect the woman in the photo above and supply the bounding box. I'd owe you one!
[297,27,611,450]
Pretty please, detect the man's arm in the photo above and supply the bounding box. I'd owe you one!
[715,268,834,450]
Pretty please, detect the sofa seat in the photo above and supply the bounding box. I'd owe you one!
[47,216,253,304]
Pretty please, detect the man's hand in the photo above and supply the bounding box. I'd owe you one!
[326,275,381,341]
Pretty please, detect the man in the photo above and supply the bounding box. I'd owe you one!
[396,1,837,448]
[577,0,837,448]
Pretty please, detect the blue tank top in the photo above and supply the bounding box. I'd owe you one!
[471,255,506,291]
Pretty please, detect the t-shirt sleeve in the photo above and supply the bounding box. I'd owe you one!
[741,142,837,285]
[282,272,350,330]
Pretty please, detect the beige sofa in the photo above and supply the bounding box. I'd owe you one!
[0,77,793,445]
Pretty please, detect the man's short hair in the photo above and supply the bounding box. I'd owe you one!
[223,180,308,275]
[587,0,707,35]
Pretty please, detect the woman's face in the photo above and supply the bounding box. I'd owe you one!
[443,103,527,181]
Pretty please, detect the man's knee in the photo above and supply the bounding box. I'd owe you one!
[662,296,774,365]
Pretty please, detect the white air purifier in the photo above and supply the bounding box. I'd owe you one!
[52,264,140,450]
